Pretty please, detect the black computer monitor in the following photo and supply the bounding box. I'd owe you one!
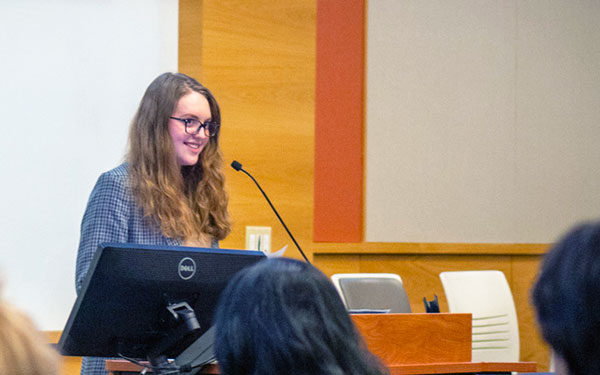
[58,243,265,363]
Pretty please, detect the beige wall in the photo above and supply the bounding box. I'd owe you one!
[366,0,600,243]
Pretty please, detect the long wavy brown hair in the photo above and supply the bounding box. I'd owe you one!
[127,72,230,243]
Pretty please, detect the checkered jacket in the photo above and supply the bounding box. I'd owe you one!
[75,163,217,375]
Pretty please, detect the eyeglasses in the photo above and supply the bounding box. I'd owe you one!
[169,117,220,137]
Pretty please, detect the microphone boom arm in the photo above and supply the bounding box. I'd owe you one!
[232,161,310,263]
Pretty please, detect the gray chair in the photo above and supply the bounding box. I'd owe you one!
[331,273,411,313]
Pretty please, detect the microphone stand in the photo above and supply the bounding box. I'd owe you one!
[231,161,311,264]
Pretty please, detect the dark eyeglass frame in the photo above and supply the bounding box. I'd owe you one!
[169,116,220,137]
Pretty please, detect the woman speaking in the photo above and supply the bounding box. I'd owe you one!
[75,72,231,375]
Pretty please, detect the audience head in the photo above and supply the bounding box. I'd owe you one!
[0,284,60,375]
[533,221,600,375]
[214,257,387,375]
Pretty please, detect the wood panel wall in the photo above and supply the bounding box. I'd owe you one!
[179,0,316,259]
[179,0,551,372]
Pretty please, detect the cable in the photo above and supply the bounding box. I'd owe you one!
[117,353,175,373]
[117,353,204,375]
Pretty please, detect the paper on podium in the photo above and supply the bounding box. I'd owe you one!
[266,245,287,258]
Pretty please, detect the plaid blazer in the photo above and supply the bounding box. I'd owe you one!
[75,163,217,375]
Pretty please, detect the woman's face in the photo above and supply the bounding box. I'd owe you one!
[168,91,212,166]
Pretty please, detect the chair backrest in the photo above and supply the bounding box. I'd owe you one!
[330,273,411,313]
[439,270,519,362]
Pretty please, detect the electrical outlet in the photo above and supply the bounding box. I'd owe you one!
[245,226,271,253]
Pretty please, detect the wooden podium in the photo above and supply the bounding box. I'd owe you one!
[352,313,472,364]
[107,313,537,375]
[351,313,536,374]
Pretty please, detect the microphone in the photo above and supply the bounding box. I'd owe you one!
[231,160,310,263]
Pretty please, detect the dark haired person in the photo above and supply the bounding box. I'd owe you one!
[214,257,388,375]
[75,72,231,375]
[532,221,600,375]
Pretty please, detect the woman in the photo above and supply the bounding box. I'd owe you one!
[214,258,388,375]
[75,72,230,375]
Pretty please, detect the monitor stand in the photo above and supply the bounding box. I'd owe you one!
[147,302,201,375]
[174,326,216,375]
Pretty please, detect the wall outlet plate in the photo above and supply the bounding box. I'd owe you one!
[245,226,271,253]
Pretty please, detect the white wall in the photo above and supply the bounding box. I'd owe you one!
[366,0,600,243]
[0,0,178,330]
